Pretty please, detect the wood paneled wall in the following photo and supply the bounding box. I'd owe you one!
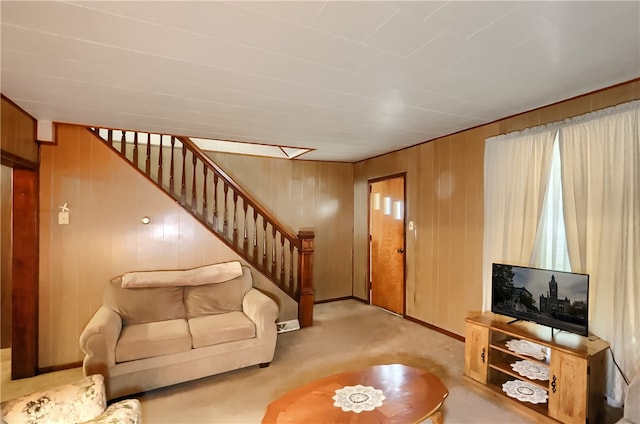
[354,79,640,337]
[1,165,12,348]
[1,96,38,165]
[208,152,354,301]
[38,125,297,367]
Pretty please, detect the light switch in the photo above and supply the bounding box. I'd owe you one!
[58,211,69,225]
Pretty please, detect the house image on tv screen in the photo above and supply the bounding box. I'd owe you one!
[538,274,587,322]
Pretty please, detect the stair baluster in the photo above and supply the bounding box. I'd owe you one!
[88,126,314,327]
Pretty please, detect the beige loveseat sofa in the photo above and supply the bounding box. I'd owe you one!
[79,261,278,400]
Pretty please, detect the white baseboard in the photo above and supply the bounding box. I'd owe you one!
[276,319,300,333]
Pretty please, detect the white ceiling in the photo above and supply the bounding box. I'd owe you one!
[1,1,638,162]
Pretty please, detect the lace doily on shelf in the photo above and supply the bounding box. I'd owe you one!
[502,379,548,404]
[505,339,547,361]
[511,360,550,381]
[332,385,385,413]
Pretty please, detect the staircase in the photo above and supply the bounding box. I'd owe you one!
[88,127,314,327]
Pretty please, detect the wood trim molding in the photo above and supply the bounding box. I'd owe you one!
[404,315,465,342]
[321,297,465,342]
[38,361,83,374]
[1,149,38,170]
[11,169,39,379]
[314,295,359,304]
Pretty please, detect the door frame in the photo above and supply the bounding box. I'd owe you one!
[1,151,39,379]
[367,172,406,315]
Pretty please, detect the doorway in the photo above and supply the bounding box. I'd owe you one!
[369,175,405,315]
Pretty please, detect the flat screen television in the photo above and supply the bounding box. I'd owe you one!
[491,263,589,337]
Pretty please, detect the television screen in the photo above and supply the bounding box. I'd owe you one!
[491,263,589,336]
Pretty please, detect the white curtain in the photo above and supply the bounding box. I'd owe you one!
[482,128,556,311]
[559,101,640,406]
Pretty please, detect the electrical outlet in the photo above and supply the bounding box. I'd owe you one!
[276,320,300,333]
[58,212,69,225]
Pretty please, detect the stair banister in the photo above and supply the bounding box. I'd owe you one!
[88,128,314,327]
[176,136,300,245]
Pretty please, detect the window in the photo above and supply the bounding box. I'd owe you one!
[535,132,571,271]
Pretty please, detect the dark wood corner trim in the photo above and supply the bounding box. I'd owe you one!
[314,295,356,304]
[38,361,83,375]
[1,149,38,170]
[404,315,465,342]
[315,297,465,342]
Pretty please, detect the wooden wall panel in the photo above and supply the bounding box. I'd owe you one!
[354,79,640,337]
[208,152,354,301]
[1,165,12,348]
[0,96,38,164]
[32,79,640,367]
[38,125,297,367]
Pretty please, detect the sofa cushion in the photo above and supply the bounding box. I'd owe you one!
[184,266,252,318]
[105,279,185,325]
[188,311,256,348]
[115,319,191,363]
[121,260,243,288]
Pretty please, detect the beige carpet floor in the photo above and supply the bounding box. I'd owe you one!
[1,299,623,423]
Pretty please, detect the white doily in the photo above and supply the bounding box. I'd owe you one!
[505,339,547,361]
[502,379,548,404]
[332,385,385,413]
[510,360,550,381]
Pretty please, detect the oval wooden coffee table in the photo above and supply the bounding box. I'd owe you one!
[262,363,449,424]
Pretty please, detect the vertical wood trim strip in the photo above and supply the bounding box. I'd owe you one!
[157,135,163,188]
[191,153,197,212]
[213,174,219,230]
[145,134,151,176]
[120,131,126,155]
[180,147,186,205]
[233,191,239,246]
[202,166,208,221]
[133,132,139,168]
[169,136,175,195]
[223,184,229,237]
[11,169,39,378]
[298,230,315,327]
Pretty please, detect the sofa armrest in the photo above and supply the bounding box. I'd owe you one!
[84,398,141,424]
[243,288,278,336]
[79,306,122,377]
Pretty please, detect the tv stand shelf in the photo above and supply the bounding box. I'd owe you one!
[464,313,609,424]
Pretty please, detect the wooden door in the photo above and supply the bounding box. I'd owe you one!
[369,176,405,315]
[548,350,588,424]
[463,322,489,383]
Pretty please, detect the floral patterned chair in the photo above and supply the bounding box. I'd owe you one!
[0,374,141,424]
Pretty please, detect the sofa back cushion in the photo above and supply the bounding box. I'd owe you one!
[184,266,252,318]
[121,261,243,288]
[104,278,185,325]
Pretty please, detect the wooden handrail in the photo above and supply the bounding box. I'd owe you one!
[87,127,313,326]
[176,136,300,246]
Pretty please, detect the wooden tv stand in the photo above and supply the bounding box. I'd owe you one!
[464,313,609,424]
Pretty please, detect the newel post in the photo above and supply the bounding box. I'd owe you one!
[297,230,315,328]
